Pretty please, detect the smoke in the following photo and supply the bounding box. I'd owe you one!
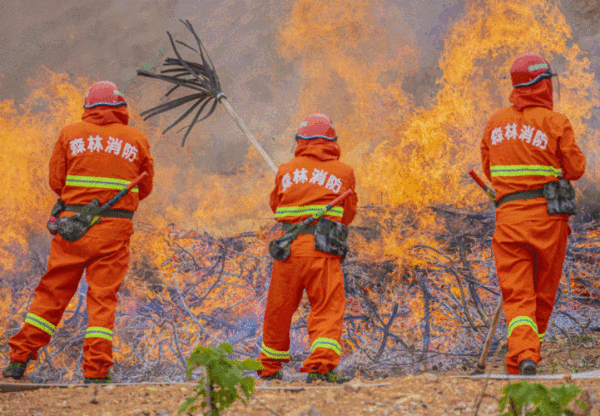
[1,0,599,222]
[1,0,471,168]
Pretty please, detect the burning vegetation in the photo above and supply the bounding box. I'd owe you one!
[1,0,600,383]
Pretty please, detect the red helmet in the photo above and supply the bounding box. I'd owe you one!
[84,81,126,109]
[296,113,337,141]
[510,53,554,88]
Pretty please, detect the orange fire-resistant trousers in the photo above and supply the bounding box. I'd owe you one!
[8,233,130,379]
[493,218,570,374]
[257,252,345,377]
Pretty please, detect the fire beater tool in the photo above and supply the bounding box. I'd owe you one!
[269,189,353,261]
[137,20,277,174]
[53,171,148,242]
[468,169,504,375]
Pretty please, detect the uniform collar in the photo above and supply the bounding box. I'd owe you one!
[82,105,129,125]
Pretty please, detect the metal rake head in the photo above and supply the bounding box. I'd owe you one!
[137,20,224,146]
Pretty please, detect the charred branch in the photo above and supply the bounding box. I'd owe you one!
[3,210,600,383]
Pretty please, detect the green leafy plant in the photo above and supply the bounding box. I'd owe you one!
[179,342,263,415]
[499,381,586,416]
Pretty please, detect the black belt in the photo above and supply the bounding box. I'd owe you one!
[65,205,134,219]
[280,222,315,234]
[498,188,545,206]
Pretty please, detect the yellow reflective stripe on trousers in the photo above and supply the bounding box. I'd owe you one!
[507,316,538,338]
[261,343,290,360]
[310,338,341,356]
[66,175,139,192]
[85,326,113,341]
[490,165,562,177]
[25,313,56,336]
[275,205,343,218]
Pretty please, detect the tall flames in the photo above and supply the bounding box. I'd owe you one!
[1,0,599,382]
[0,70,86,274]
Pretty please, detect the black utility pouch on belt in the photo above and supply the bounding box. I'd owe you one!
[543,179,577,215]
[314,218,350,260]
[57,198,102,242]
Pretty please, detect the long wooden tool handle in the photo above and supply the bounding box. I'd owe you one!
[474,296,504,373]
[219,97,278,174]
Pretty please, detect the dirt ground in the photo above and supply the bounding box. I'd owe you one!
[1,332,600,416]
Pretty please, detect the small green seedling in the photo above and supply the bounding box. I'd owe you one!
[179,342,263,415]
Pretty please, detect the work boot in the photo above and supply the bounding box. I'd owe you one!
[519,360,537,376]
[260,370,283,381]
[306,370,350,384]
[2,360,29,379]
[84,375,112,384]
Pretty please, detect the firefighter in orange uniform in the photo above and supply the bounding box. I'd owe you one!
[2,81,154,383]
[480,54,585,375]
[257,113,357,383]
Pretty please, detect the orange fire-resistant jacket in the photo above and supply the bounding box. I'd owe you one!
[480,78,585,374]
[258,138,357,377]
[49,105,154,239]
[270,138,357,256]
[480,78,585,222]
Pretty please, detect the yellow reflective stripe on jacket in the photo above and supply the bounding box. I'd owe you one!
[261,343,290,360]
[65,175,139,192]
[275,205,343,218]
[490,165,562,177]
[507,316,538,338]
[85,326,113,341]
[310,338,341,356]
[25,313,56,336]
[539,332,545,343]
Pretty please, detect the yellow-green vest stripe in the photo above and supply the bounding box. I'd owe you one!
[66,175,139,192]
[25,313,56,336]
[310,338,341,356]
[539,332,545,343]
[261,343,290,360]
[85,326,113,341]
[490,165,562,177]
[507,316,538,338]
[275,205,344,218]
